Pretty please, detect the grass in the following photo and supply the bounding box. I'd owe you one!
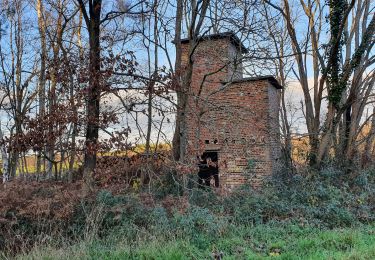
[16,223,375,259]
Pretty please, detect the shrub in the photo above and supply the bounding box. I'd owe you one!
[150,170,184,199]
[172,206,227,249]
[188,188,221,212]
[149,207,171,235]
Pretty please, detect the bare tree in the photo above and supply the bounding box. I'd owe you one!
[265,0,375,169]
[36,0,47,176]
[0,0,38,180]
[172,0,210,162]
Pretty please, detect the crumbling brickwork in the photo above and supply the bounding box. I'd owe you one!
[181,32,282,189]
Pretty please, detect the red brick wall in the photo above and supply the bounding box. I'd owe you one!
[181,36,281,189]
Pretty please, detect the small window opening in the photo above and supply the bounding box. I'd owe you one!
[205,140,210,144]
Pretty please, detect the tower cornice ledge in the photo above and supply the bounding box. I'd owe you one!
[179,31,249,54]
[222,76,283,89]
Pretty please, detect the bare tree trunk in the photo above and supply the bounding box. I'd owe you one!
[77,0,102,190]
[36,0,47,178]
[11,3,24,179]
[22,152,29,175]
[145,1,159,154]
[266,0,320,165]
[362,108,375,167]
[46,1,64,179]
[68,122,78,182]
[0,122,9,183]
[145,84,153,154]
[172,0,183,161]
[68,9,84,183]
[173,0,210,162]
[264,4,292,167]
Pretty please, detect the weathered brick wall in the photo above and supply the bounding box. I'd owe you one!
[267,84,282,173]
[181,35,281,189]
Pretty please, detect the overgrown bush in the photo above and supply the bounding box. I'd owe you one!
[150,170,184,199]
[172,205,228,249]
[91,165,375,237]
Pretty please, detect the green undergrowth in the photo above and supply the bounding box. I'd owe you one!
[15,223,375,259]
[4,166,375,259]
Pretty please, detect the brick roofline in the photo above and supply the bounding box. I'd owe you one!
[179,31,249,54]
[222,76,283,89]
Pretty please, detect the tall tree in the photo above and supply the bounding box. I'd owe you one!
[76,0,150,188]
[172,0,210,162]
[76,0,102,189]
[36,0,47,176]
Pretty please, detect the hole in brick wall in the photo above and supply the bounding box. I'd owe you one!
[232,139,236,144]
[214,139,218,144]
[199,151,219,187]
[205,140,210,144]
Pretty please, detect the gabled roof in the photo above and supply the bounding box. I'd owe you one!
[222,76,283,89]
[179,31,248,54]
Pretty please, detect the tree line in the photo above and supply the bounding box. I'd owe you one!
[0,0,374,187]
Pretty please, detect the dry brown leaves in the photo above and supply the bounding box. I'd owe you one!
[0,180,85,221]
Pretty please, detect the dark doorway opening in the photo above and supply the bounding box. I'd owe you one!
[198,151,219,187]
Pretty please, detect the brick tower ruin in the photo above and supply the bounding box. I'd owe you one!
[181,32,282,189]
